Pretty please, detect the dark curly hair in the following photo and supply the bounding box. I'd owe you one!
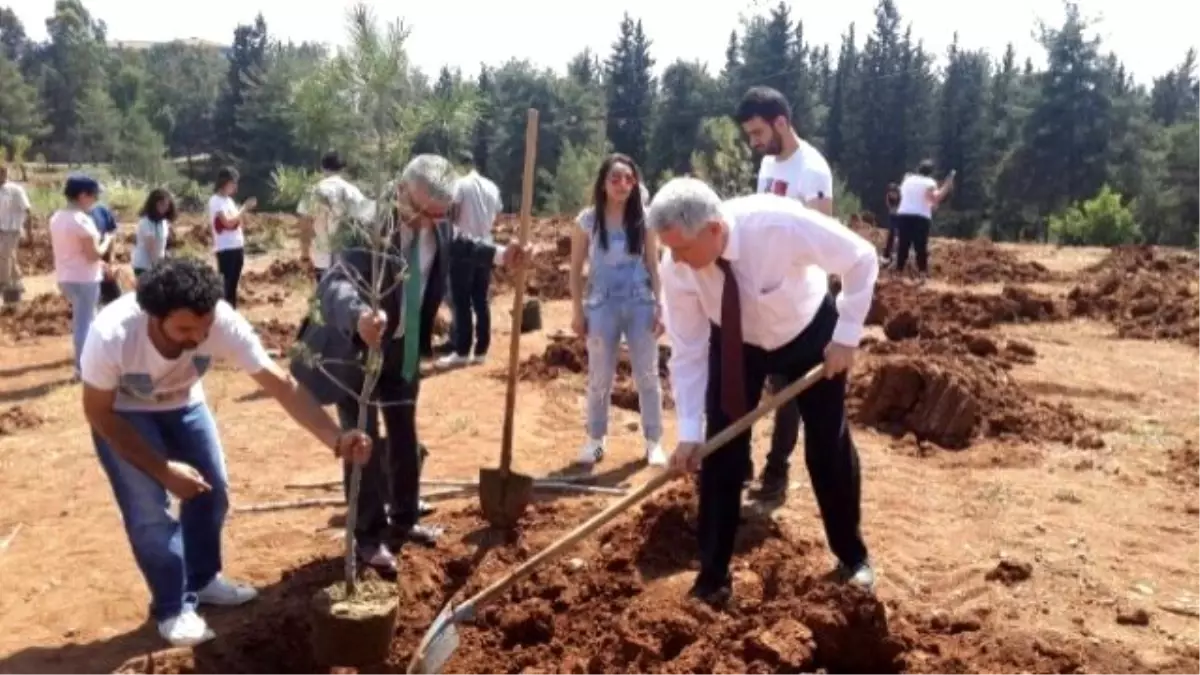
[140,187,178,223]
[136,257,226,319]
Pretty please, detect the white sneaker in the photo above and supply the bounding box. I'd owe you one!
[577,438,605,465]
[158,608,216,647]
[435,353,468,369]
[196,575,258,607]
[645,441,668,468]
[468,354,487,365]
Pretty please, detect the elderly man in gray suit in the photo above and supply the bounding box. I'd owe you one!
[291,155,528,577]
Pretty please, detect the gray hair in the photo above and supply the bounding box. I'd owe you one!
[400,154,458,204]
[646,177,724,237]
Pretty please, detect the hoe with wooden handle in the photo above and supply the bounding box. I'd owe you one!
[409,365,828,674]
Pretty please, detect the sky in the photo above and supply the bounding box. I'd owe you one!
[9,0,1198,85]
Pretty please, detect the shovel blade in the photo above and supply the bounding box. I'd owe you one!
[408,602,461,674]
[478,467,534,529]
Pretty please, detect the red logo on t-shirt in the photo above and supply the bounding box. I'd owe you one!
[769,180,790,196]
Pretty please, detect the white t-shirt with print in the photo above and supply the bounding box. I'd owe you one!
[207,194,244,252]
[297,174,368,269]
[80,293,273,412]
[756,139,834,204]
[896,174,939,218]
[49,208,104,283]
[0,182,32,233]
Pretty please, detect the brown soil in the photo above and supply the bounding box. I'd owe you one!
[1167,440,1199,487]
[867,280,1064,334]
[253,319,300,355]
[1066,246,1200,346]
[15,235,54,275]
[850,352,1096,450]
[115,486,1167,675]
[0,292,72,339]
[492,248,572,301]
[0,405,44,436]
[515,334,674,411]
[930,239,1057,284]
[243,259,312,287]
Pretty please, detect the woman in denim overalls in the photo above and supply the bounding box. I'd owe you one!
[568,154,666,467]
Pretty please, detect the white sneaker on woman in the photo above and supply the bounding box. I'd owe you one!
[577,437,605,465]
[645,441,668,468]
[158,608,216,647]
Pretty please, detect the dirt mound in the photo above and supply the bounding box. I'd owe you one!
[515,334,674,411]
[15,234,54,275]
[1067,246,1199,346]
[116,486,1162,675]
[253,319,299,355]
[0,292,72,338]
[930,239,1057,284]
[850,353,1095,450]
[0,405,45,436]
[492,247,572,300]
[1168,440,1199,487]
[867,280,1063,335]
[244,258,313,286]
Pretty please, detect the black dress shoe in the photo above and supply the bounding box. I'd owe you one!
[751,473,788,505]
[688,582,732,608]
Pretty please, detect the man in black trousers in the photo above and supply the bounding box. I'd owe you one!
[291,154,528,577]
[650,176,879,604]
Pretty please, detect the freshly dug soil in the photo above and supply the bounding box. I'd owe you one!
[930,239,1057,284]
[866,280,1063,335]
[515,334,675,411]
[311,577,399,669]
[115,487,1165,675]
[1066,246,1199,346]
[850,352,1096,450]
[244,258,313,286]
[0,292,72,339]
[0,405,45,436]
[253,318,300,355]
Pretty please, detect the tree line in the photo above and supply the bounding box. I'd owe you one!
[0,0,1196,246]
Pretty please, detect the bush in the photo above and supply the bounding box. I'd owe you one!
[1049,185,1141,247]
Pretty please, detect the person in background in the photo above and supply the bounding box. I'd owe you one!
[0,164,32,308]
[894,160,954,283]
[436,158,503,369]
[291,155,530,575]
[735,85,834,505]
[133,188,177,279]
[650,177,878,604]
[91,201,123,305]
[881,182,901,265]
[81,257,372,648]
[207,167,256,308]
[49,175,112,376]
[297,151,366,282]
[568,153,667,468]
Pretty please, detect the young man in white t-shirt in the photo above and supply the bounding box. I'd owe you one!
[735,85,835,504]
[296,151,367,281]
[207,167,256,308]
[894,159,954,282]
[0,164,32,305]
[80,257,371,648]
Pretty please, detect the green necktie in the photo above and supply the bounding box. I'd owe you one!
[401,234,422,381]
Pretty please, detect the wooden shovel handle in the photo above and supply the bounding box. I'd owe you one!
[498,108,539,475]
[462,364,827,613]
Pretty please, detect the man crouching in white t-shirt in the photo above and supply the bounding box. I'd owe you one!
[79,257,372,648]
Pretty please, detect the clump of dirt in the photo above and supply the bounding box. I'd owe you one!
[0,292,72,338]
[1167,440,1199,487]
[116,486,1173,675]
[515,334,674,411]
[15,234,54,275]
[492,247,572,300]
[244,259,312,286]
[850,353,1095,450]
[253,319,298,355]
[0,405,45,436]
[930,239,1057,284]
[1066,246,1199,346]
[867,280,1064,334]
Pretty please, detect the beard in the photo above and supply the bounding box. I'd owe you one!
[765,128,784,155]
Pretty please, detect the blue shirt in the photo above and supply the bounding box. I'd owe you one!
[90,204,118,234]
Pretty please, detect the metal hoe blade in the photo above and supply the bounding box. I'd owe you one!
[407,601,462,674]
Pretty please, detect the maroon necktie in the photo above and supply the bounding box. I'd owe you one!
[715,258,748,421]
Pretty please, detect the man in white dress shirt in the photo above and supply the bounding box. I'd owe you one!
[651,177,878,604]
[736,85,836,504]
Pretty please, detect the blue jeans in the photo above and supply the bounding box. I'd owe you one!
[59,281,100,372]
[585,299,662,441]
[93,402,229,622]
